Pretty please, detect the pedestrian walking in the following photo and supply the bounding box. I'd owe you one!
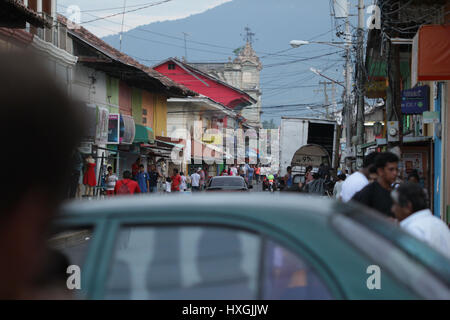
[303,173,326,195]
[255,165,261,183]
[105,166,118,196]
[180,172,187,191]
[391,183,450,259]
[164,177,172,193]
[191,168,201,192]
[171,168,182,192]
[230,164,238,177]
[283,166,293,190]
[333,174,346,200]
[131,157,141,181]
[136,164,149,193]
[352,152,399,218]
[199,167,206,190]
[340,152,379,202]
[114,170,141,195]
[407,170,429,206]
[248,164,255,186]
[148,164,160,193]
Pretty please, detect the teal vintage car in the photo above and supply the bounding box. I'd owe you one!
[50,194,450,300]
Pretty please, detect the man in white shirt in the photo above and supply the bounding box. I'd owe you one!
[190,169,201,192]
[391,183,450,259]
[340,152,379,202]
[230,164,238,177]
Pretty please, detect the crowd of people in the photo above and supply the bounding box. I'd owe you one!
[101,160,270,195]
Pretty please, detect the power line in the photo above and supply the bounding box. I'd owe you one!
[58,3,349,61]
[80,0,174,25]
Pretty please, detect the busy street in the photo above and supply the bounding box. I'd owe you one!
[0,0,449,305]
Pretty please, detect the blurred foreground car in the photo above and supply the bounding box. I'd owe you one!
[50,194,450,300]
[205,176,250,192]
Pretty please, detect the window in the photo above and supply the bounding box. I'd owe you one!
[43,227,94,297]
[48,227,94,268]
[142,109,147,116]
[262,240,333,300]
[168,63,176,70]
[142,117,147,124]
[105,226,260,300]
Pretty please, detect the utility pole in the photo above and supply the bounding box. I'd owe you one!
[355,0,366,167]
[314,81,333,119]
[119,0,127,51]
[331,81,337,116]
[182,32,189,61]
[344,6,353,163]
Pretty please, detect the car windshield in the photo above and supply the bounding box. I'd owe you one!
[209,177,245,188]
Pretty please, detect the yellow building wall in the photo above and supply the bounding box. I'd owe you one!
[142,91,155,128]
[141,92,167,137]
[153,94,167,137]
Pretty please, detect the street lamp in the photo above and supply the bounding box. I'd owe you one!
[290,38,353,160]
[289,39,347,49]
[309,67,344,88]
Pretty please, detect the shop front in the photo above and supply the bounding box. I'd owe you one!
[411,25,450,220]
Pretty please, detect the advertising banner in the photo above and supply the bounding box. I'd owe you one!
[108,114,120,144]
[401,85,429,114]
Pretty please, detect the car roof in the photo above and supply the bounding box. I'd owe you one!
[61,193,334,220]
[210,176,244,179]
[57,194,450,298]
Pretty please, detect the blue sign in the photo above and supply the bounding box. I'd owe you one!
[401,85,430,114]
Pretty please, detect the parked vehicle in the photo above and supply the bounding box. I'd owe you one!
[280,117,338,178]
[205,176,250,192]
[51,194,450,300]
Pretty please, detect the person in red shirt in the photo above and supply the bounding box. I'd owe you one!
[114,170,141,195]
[131,157,141,180]
[171,168,182,192]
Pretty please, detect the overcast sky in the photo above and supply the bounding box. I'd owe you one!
[58,0,232,37]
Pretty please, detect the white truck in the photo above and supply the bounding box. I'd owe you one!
[279,117,339,177]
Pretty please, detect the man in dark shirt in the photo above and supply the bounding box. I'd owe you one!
[148,165,160,193]
[352,152,399,218]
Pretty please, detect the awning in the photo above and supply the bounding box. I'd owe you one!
[412,25,450,85]
[134,124,155,144]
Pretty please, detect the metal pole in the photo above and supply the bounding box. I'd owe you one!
[119,0,127,51]
[182,32,189,61]
[355,0,366,166]
[345,15,352,158]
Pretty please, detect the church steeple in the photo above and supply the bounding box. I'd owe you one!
[234,27,262,70]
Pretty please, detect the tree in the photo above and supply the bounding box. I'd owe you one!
[233,46,244,56]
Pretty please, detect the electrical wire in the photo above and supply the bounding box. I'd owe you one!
[80,0,174,25]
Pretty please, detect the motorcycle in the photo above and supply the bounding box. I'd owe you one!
[268,179,274,192]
